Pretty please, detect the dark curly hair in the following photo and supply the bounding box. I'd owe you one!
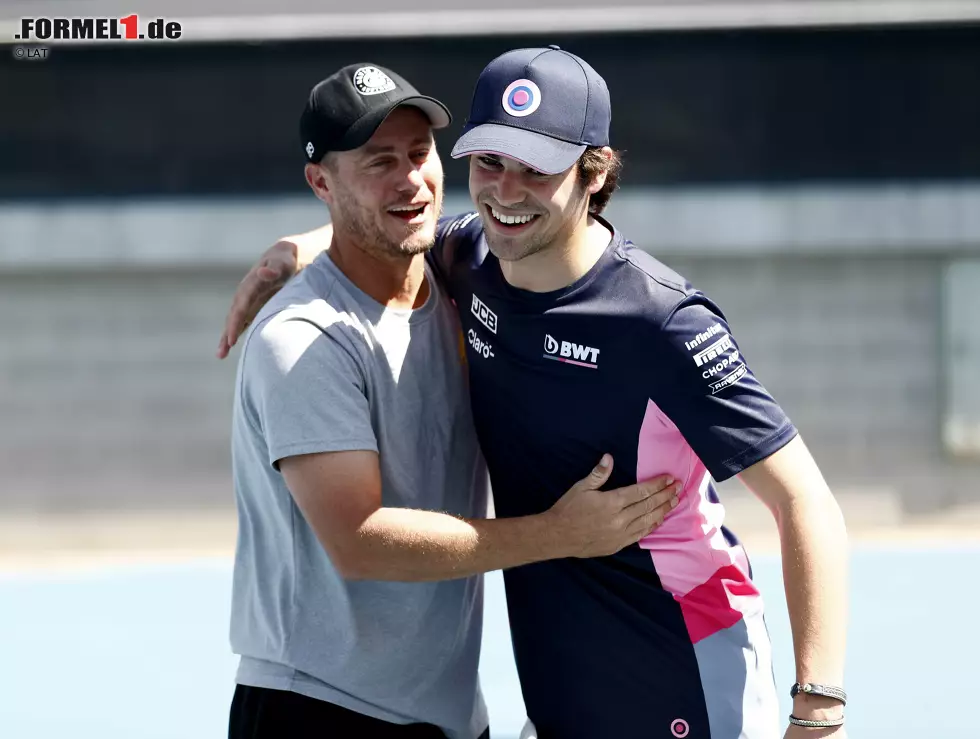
[577,147,623,215]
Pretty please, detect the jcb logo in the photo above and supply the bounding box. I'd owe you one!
[471,294,497,334]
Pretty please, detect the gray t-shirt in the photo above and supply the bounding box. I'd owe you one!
[229,251,490,738]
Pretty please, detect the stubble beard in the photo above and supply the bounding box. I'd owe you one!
[333,187,442,260]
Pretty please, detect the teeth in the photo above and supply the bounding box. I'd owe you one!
[389,204,427,212]
[490,208,535,225]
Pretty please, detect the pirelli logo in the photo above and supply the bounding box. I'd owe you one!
[693,334,734,367]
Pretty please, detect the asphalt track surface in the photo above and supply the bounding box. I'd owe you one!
[2,543,977,739]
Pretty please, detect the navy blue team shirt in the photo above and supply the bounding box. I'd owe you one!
[430,212,797,739]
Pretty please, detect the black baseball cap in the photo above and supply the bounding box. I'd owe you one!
[300,63,452,163]
[451,46,611,175]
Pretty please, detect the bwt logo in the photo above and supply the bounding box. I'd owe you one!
[15,16,183,42]
[470,294,497,334]
[543,334,600,369]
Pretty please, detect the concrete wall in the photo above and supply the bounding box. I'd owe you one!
[2,186,978,514]
[0,269,241,512]
[668,253,976,511]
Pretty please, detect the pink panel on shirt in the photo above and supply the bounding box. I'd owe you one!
[676,564,761,643]
[635,399,761,641]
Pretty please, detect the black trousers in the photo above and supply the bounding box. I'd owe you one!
[229,684,490,739]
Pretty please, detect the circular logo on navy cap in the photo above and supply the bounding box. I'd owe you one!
[501,79,541,118]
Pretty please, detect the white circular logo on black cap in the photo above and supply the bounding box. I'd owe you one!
[305,142,315,159]
[352,66,396,96]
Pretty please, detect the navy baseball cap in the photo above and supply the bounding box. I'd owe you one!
[301,63,452,163]
[451,45,611,175]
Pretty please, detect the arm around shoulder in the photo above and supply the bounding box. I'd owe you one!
[217,223,334,358]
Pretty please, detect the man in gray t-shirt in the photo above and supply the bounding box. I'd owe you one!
[226,64,679,739]
[231,249,492,737]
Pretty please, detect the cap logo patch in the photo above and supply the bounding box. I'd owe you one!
[305,141,315,159]
[352,66,396,95]
[501,79,541,117]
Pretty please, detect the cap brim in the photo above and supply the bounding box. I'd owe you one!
[342,95,452,152]
[451,123,586,175]
[396,95,452,130]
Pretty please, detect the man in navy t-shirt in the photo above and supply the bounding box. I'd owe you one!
[219,48,850,739]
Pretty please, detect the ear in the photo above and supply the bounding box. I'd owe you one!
[587,147,614,195]
[305,162,333,206]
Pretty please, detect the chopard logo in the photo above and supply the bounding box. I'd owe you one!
[688,327,747,394]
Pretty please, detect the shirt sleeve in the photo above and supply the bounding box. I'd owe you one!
[425,212,481,301]
[240,315,378,469]
[652,294,798,481]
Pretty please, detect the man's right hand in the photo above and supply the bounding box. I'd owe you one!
[216,224,333,359]
[546,454,680,559]
[216,239,300,358]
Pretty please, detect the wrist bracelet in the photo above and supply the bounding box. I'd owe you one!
[789,714,845,729]
[790,682,847,706]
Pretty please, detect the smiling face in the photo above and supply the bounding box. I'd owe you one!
[311,106,444,259]
[468,153,591,263]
